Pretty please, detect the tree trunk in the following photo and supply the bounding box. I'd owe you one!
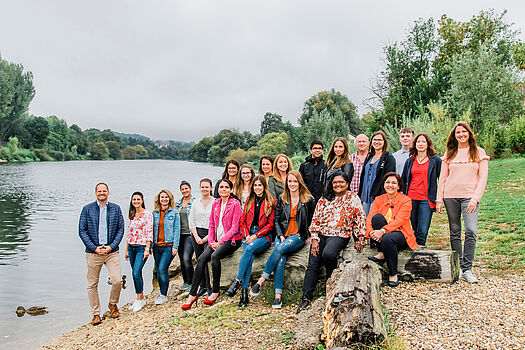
[322,261,387,348]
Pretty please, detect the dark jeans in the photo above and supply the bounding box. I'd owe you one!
[443,198,479,271]
[301,235,349,301]
[152,245,174,296]
[370,214,408,276]
[410,200,434,246]
[190,227,211,291]
[128,244,148,294]
[190,239,241,296]
[178,234,194,284]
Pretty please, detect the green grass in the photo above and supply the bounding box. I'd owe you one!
[427,158,525,272]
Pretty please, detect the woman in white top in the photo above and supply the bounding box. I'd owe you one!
[189,178,214,296]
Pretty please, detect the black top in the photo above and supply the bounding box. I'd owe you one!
[299,155,327,201]
[251,196,264,230]
[274,196,316,241]
[358,151,396,201]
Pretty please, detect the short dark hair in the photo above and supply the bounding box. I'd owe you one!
[381,172,404,191]
[95,182,109,191]
[399,127,414,135]
[322,171,351,201]
[310,140,323,149]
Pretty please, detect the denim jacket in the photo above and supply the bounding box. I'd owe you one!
[152,208,181,249]
[175,197,194,212]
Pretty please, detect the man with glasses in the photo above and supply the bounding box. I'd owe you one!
[349,134,369,194]
[299,140,327,202]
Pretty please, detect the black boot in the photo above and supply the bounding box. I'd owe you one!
[225,280,241,297]
[239,288,249,307]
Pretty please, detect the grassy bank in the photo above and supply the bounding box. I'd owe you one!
[427,157,525,272]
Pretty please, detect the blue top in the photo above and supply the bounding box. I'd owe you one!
[97,202,108,245]
[360,160,379,203]
[152,208,181,249]
[79,201,125,253]
[393,149,410,175]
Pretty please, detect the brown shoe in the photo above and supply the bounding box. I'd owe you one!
[108,303,119,318]
[91,314,102,325]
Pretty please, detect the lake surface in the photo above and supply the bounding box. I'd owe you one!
[0,160,222,349]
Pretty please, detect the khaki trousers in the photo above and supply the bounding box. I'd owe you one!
[86,251,122,316]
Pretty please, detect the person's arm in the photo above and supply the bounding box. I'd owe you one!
[471,158,489,204]
[218,200,242,244]
[107,206,125,252]
[78,206,98,253]
[346,162,354,184]
[401,160,411,194]
[172,210,181,250]
[255,200,275,238]
[436,158,449,213]
[385,153,396,173]
[308,199,324,241]
[240,206,249,238]
[144,211,153,257]
[274,198,285,238]
[208,202,217,244]
[366,199,380,238]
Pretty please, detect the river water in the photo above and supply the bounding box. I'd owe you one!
[0,160,222,349]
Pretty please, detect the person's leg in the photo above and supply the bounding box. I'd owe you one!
[189,245,214,295]
[210,241,239,294]
[105,251,123,306]
[239,237,271,289]
[301,235,327,301]
[321,236,349,279]
[410,200,421,245]
[86,253,104,316]
[272,235,305,295]
[416,200,434,246]
[157,246,174,296]
[129,245,146,295]
[370,214,388,259]
[378,231,408,277]
[443,198,463,269]
[460,198,479,272]
[362,202,372,217]
[191,232,209,292]
[179,235,194,285]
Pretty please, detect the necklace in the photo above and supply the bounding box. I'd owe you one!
[416,154,428,164]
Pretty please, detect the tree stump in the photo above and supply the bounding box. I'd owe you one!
[322,261,387,348]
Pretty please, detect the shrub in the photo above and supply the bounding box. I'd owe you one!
[48,150,65,161]
[509,116,525,154]
[34,148,52,161]
[227,148,260,165]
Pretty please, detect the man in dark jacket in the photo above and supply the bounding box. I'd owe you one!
[299,140,327,202]
[79,182,125,326]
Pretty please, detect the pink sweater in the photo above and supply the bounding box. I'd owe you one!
[436,147,489,203]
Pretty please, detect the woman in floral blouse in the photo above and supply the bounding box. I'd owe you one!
[124,192,153,312]
[297,171,366,313]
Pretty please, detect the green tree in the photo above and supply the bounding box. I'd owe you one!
[447,43,524,131]
[260,112,284,136]
[257,132,289,157]
[300,89,362,135]
[89,142,109,160]
[302,109,350,152]
[189,137,213,162]
[0,56,35,143]
[69,124,88,155]
[121,146,137,159]
[46,116,73,152]
[24,116,49,148]
[134,145,149,159]
[105,141,121,160]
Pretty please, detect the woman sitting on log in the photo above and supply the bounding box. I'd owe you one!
[366,172,417,287]
[225,175,276,307]
[250,170,316,309]
[297,171,366,313]
[182,179,242,310]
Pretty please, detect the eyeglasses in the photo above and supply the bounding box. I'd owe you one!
[332,180,346,185]
[241,172,251,176]
[311,147,323,150]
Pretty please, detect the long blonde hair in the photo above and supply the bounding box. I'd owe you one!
[243,175,275,217]
[282,170,312,204]
[272,154,293,184]
[234,164,255,199]
[154,189,175,211]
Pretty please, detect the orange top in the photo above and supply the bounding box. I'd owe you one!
[365,192,417,250]
[285,204,299,237]
[156,209,172,247]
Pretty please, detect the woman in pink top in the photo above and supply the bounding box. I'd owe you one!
[124,192,153,312]
[182,179,242,309]
[436,122,489,283]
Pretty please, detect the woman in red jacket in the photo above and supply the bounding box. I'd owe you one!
[225,175,276,306]
[366,172,417,287]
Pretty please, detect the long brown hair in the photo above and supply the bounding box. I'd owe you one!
[243,175,275,217]
[234,164,255,199]
[258,155,274,177]
[128,192,146,220]
[409,133,436,158]
[369,131,388,157]
[154,189,175,211]
[221,159,240,180]
[282,170,312,204]
[272,154,292,184]
[325,137,351,169]
[445,121,479,162]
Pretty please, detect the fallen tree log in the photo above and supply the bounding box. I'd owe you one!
[322,260,387,348]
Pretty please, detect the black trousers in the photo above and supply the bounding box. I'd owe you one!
[190,239,241,295]
[178,234,194,284]
[301,235,349,301]
[190,228,211,291]
[371,214,408,276]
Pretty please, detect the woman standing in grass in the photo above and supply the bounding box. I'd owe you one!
[125,192,153,312]
[401,133,442,246]
[322,137,354,187]
[268,154,292,198]
[436,122,489,284]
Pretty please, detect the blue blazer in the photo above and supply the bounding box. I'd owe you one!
[401,155,442,203]
[152,208,181,249]
[78,201,125,253]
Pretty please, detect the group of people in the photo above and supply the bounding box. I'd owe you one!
[79,121,489,325]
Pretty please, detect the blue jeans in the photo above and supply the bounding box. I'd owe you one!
[153,245,174,296]
[262,235,305,294]
[362,201,373,217]
[236,235,271,289]
[128,244,148,294]
[410,200,434,246]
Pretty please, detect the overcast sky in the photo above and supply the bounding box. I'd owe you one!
[1,1,524,142]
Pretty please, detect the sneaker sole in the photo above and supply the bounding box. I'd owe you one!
[249,289,260,297]
[272,304,282,309]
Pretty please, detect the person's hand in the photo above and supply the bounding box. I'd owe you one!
[370,230,384,242]
[279,236,285,243]
[104,246,112,254]
[210,242,220,250]
[125,250,129,261]
[143,249,150,260]
[196,237,203,245]
[436,202,443,214]
[305,237,311,244]
[354,238,365,252]
[466,199,477,214]
[172,248,178,256]
[246,235,256,244]
[311,239,319,257]
[95,246,107,255]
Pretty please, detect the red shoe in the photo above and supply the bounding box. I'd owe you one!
[203,295,218,306]
[181,295,198,311]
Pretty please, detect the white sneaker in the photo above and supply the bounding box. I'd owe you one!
[132,299,146,312]
[128,300,138,310]
[461,270,478,283]
[154,294,168,305]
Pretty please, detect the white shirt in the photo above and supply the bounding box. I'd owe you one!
[216,202,227,242]
[189,198,213,229]
[393,148,410,175]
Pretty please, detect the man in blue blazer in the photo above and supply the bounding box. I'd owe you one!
[79,183,125,326]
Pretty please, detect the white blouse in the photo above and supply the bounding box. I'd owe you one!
[189,198,213,229]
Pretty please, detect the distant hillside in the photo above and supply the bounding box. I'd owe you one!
[114,132,151,141]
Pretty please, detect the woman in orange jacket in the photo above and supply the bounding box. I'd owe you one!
[366,172,417,287]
